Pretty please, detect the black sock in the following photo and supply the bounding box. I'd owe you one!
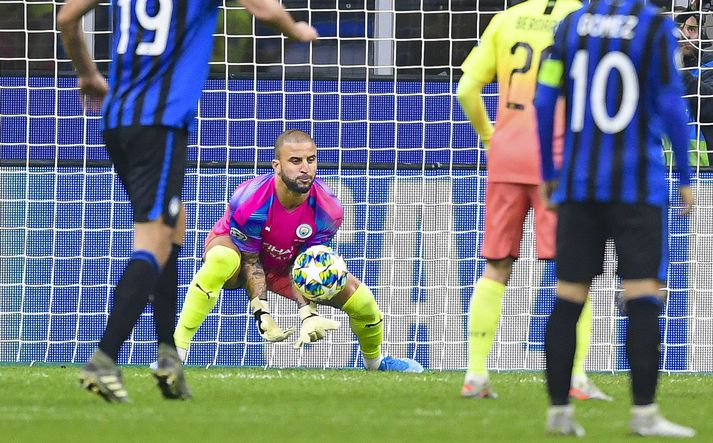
[99,252,160,360]
[153,244,181,347]
[626,296,662,406]
[545,297,584,406]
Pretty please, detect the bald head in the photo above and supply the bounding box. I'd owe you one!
[274,129,316,159]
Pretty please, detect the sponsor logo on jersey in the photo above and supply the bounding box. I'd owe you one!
[296,223,313,239]
[263,243,294,260]
[230,227,248,241]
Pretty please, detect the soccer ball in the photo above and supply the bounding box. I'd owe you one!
[291,245,348,302]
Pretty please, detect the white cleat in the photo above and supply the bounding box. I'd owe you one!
[546,405,585,437]
[460,374,497,399]
[630,404,696,438]
[569,376,613,401]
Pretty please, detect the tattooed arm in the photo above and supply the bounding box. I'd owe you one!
[242,252,296,342]
[241,252,267,301]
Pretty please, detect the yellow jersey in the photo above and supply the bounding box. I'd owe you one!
[461,0,581,184]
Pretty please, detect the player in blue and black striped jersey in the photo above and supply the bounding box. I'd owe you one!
[58,0,318,403]
[535,0,695,438]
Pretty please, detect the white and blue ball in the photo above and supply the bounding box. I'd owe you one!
[291,245,348,302]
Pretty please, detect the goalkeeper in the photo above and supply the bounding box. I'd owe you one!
[456,0,609,400]
[173,129,422,372]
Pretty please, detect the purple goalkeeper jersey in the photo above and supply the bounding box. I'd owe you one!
[209,173,343,273]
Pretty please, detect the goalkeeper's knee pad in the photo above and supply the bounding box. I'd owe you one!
[198,245,241,294]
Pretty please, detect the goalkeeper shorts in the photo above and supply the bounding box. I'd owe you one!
[203,233,295,299]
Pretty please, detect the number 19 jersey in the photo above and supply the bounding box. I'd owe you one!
[103,0,221,130]
[461,0,581,184]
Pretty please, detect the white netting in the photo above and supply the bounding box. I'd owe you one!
[0,0,711,371]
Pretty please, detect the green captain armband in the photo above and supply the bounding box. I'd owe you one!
[538,59,564,88]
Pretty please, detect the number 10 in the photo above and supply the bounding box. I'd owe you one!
[569,49,639,134]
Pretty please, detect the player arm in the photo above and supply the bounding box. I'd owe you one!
[457,73,494,147]
[238,0,318,42]
[534,58,564,182]
[654,24,692,185]
[57,0,101,77]
[458,18,498,147]
[240,252,267,301]
[659,91,692,183]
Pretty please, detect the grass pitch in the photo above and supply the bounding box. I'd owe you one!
[1,365,710,442]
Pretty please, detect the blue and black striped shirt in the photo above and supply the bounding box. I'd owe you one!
[103,0,220,130]
[535,0,691,207]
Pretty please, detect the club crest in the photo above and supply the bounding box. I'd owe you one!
[296,223,313,239]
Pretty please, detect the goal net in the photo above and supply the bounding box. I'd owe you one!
[1,0,711,372]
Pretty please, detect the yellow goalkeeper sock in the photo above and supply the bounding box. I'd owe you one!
[341,284,383,361]
[174,246,240,350]
[467,278,505,377]
[572,296,592,378]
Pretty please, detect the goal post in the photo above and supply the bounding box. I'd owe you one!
[1,0,711,372]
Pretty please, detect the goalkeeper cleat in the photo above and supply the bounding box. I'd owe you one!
[630,404,696,438]
[460,376,498,399]
[153,343,192,400]
[377,356,424,373]
[79,349,129,403]
[569,377,613,401]
[546,405,585,437]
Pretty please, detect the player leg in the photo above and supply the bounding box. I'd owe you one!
[530,185,611,401]
[142,128,193,399]
[173,234,242,358]
[152,206,184,353]
[327,276,423,373]
[569,297,613,401]
[611,204,695,438]
[81,127,183,402]
[544,202,605,436]
[462,182,528,398]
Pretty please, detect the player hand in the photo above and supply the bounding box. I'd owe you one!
[540,180,559,211]
[294,303,340,349]
[679,185,694,216]
[250,298,295,342]
[289,21,319,42]
[78,70,108,112]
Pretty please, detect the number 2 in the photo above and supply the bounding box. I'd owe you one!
[506,42,533,110]
[117,0,173,56]
[505,43,553,110]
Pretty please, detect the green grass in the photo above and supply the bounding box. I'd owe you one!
[1,365,710,442]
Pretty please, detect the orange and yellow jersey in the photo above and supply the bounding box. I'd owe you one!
[461,0,581,184]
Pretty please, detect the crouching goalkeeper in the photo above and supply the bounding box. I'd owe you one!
[174,129,422,372]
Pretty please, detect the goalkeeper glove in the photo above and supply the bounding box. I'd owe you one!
[250,298,295,342]
[294,303,341,349]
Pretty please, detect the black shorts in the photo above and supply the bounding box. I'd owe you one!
[103,125,187,227]
[556,202,667,282]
